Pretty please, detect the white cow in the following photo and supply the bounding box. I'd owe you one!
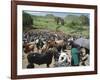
[57,51,71,67]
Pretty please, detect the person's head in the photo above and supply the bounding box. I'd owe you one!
[80,47,86,56]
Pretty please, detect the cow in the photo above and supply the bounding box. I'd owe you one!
[23,41,37,53]
[55,40,67,52]
[27,49,58,68]
[55,51,71,67]
[35,39,44,50]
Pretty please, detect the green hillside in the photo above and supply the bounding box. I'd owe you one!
[23,12,89,38]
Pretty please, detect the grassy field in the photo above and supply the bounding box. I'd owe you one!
[31,16,89,38]
[23,12,89,38]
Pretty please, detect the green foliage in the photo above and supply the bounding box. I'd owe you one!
[23,11,33,27]
[66,21,79,28]
[45,14,55,18]
[65,15,89,26]
[79,15,89,26]
[23,12,89,38]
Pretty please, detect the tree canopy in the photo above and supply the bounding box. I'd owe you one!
[23,12,33,27]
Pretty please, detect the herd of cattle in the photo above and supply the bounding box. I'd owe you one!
[23,29,89,68]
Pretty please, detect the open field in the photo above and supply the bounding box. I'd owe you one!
[23,11,89,38]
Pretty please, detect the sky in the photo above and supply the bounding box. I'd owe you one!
[24,10,90,18]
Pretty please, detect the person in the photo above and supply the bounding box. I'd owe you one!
[79,47,89,66]
[71,42,80,66]
[71,48,80,66]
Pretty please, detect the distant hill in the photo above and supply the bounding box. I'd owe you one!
[23,12,89,38]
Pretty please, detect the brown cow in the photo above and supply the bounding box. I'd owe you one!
[55,40,67,52]
[23,41,37,54]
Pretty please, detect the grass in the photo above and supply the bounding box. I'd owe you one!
[24,15,89,38]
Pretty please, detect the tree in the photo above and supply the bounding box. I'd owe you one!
[79,15,89,26]
[23,12,33,27]
[45,14,55,18]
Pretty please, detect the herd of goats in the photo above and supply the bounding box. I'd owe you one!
[23,29,90,68]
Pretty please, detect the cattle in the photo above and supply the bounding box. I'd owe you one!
[42,39,68,53]
[55,40,67,52]
[35,39,44,50]
[55,51,71,67]
[27,49,58,68]
[46,40,56,48]
[24,44,34,53]
[23,41,37,53]
[23,29,89,68]
[41,43,48,53]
